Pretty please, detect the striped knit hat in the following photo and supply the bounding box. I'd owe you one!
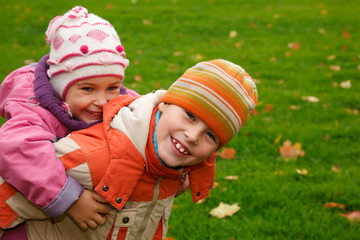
[45,6,129,100]
[161,59,258,148]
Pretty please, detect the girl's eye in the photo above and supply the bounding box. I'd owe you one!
[81,87,93,92]
[185,111,195,121]
[108,86,120,91]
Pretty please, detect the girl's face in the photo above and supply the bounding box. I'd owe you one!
[65,76,122,123]
[156,103,220,167]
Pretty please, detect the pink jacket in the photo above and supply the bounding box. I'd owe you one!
[0,64,83,217]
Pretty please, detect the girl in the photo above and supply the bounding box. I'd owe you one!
[0,6,137,238]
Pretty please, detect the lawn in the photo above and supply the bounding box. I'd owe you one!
[0,0,359,239]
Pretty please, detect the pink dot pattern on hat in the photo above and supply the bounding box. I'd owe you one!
[46,6,129,99]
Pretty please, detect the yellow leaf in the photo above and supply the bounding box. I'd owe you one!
[331,165,341,173]
[229,30,238,39]
[301,96,319,103]
[296,168,308,175]
[224,176,239,180]
[340,80,351,89]
[327,55,336,61]
[274,134,282,144]
[209,202,240,218]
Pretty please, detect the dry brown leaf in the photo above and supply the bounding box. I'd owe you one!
[288,42,300,51]
[209,202,240,218]
[134,75,142,82]
[235,42,242,49]
[165,237,176,240]
[339,211,360,221]
[331,165,341,173]
[342,29,351,38]
[262,104,273,112]
[323,202,346,211]
[329,65,341,71]
[274,170,284,175]
[279,140,305,160]
[346,108,359,115]
[218,148,236,159]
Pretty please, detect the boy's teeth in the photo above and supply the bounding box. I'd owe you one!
[172,138,189,155]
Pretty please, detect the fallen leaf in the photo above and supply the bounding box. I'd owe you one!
[340,80,351,89]
[323,202,346,211]
[142,19,153,25]
[327,55,336,61]
[331,165,341,173]
[296,168,308,175]
[288,42,300,51]
[218,148,236,159]
[301,96,319,103]
[279,140,305,160]
[24,59,34,65]
[290,105,300,110]
[173,51,184,56]
[262,104,273,112]
[209,202,240,218]
[274,134,282,144]
[346,108,358,115]
[224,176,239,180]
[165,237,175,240]
[339,211,360,221]
[342,29,351,38]
[106,3,114,9]
[235,42,242,49]
[229,30,238,39]
[274,170,284,175]
[320,9,328,15]
[191,53,203,62]
[134,75,142,82]
[329,65,341,71]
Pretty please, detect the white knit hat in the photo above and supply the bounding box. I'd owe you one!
[46,6,129,99]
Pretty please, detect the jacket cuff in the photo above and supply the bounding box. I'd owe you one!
[43,176,84,217]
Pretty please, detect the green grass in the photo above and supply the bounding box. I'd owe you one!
[1,0,359,239]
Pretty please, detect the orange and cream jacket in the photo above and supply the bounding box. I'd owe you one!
[0,90,216,240]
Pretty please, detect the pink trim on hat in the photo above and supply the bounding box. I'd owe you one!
[61,74,124,99]
[48,61,127,77]
[48,48,122,65]
[55,21,113,34]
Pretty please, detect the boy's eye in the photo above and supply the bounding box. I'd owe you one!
[206,131,217,142]
[185,111,195,121]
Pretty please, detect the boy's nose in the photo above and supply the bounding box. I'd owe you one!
[184,126,203,145]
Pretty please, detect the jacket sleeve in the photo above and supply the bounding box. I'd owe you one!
[0,76,83,217]
[188,152,217,203]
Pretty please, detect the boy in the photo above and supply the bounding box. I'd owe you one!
[1,59,257,240]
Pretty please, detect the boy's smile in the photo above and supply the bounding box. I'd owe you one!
[156,103,220,167]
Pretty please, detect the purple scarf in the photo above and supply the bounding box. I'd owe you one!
[33,54,128,132]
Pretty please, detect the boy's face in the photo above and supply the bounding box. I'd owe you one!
[65,76,122,123]
[156,103,220,167]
